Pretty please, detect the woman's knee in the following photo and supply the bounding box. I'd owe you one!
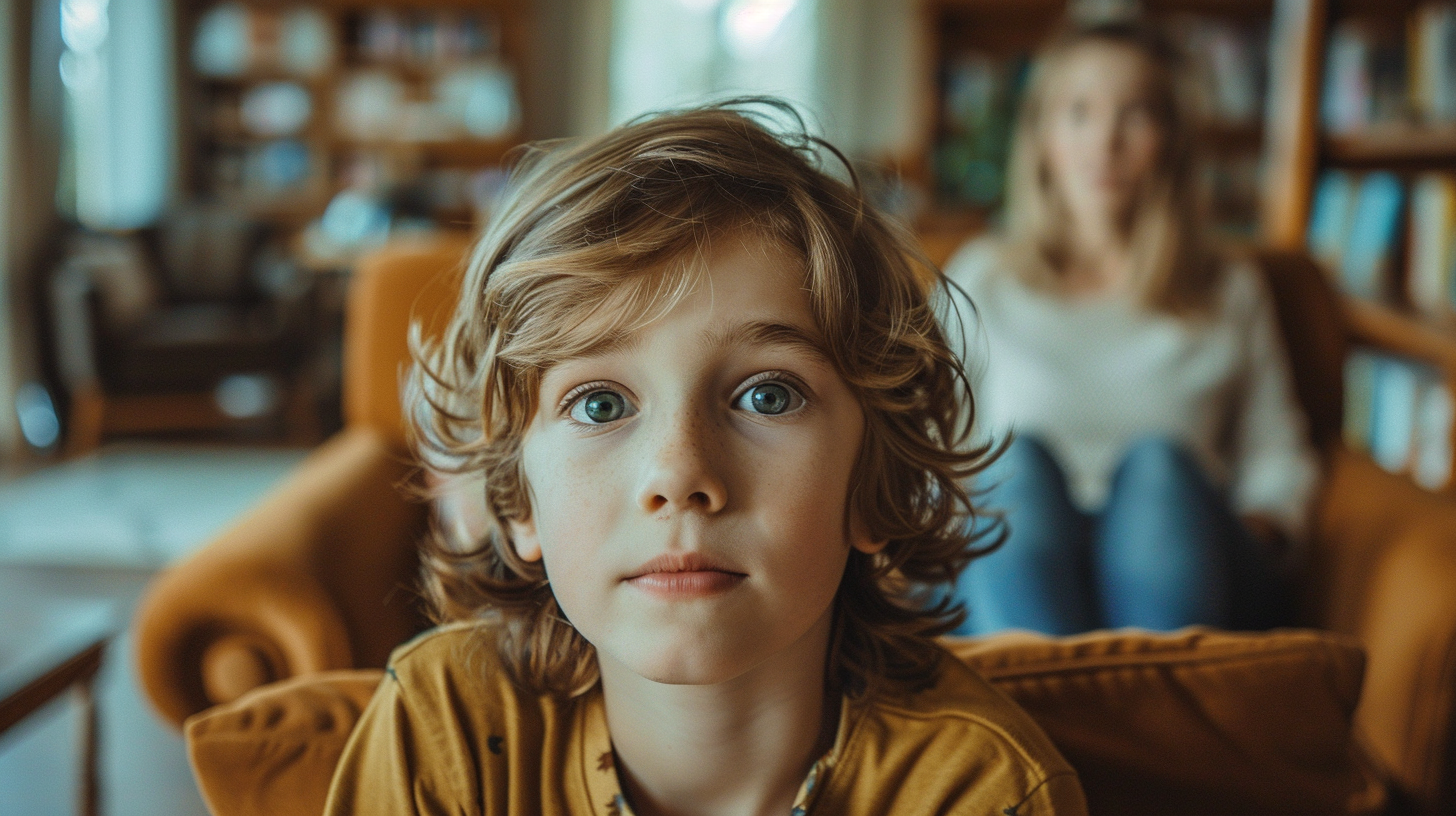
[1111,435,1207,496]
[985,433,1061,485]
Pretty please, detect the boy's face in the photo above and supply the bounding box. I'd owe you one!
[509,234,883,686]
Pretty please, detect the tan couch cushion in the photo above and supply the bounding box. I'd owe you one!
[951,628,1388,815]
[186,629,1388,816]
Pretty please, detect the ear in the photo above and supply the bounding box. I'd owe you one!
[849,513,888,555]
[507,517,543,562]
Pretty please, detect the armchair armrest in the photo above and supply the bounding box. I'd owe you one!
[1308,447,1456,812]
[134,427,429,727]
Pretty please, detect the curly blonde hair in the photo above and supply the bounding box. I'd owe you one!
[410,99,1000,700]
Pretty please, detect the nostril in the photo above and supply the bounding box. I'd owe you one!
[689,491,710,507]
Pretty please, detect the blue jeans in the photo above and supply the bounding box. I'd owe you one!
[955,435,1285,635]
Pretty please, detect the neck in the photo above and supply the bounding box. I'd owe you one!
[598,610,838,816]
[1063,210,1133,297]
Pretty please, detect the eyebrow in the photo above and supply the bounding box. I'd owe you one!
[563,318,831,367]
[702,320,832,364]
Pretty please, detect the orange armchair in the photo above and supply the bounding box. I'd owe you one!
[133,233,468,725]
[134,240,1456,812]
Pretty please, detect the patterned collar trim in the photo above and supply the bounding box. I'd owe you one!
[579,689,854,815]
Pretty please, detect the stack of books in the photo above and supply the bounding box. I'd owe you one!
[1345,350,1454,489]
[1307,170,1405,301]
[1320,3,1456,133]
[1308,168,1456,314]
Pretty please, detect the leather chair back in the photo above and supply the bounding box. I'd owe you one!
[1255,249,1348,452]
[343,233,474,449]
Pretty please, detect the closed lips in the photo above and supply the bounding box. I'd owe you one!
[625,553,746,596]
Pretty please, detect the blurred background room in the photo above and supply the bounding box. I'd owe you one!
[4,0,1456,813]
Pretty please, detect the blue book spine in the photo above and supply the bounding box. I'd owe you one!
[1308,170,1354,270]
[1341,172,1405,299]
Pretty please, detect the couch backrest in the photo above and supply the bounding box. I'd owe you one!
[186,628,1387,816]
[343,233,474,448]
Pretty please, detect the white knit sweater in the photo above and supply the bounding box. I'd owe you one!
[941,238,1320,542]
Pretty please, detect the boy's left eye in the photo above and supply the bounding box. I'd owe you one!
[735,381,804,416]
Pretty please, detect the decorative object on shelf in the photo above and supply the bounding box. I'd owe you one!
[239,81,312,137]
[192,3,250,78]
[191,3,338,79]
[335,70,407,140]
[183,0,526,229]
[434,61,519,139]
[279,6,336,78]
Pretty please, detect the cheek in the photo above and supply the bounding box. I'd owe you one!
[1045,122,1097,189]
[1123,126,1164,179]
[518,434,622,609]
[737,410,863,570]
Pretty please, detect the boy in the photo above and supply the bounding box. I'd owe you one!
[324,101,1086,815]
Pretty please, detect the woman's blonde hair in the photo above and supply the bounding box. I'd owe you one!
[409,100,1000,700]
[1003,20,1221,314]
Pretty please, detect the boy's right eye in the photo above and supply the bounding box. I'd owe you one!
[569,389,636,425]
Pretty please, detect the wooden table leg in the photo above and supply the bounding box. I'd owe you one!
[75,665,101,816]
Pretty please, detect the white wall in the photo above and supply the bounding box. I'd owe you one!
[591,0,924,160]
[816,0,927,160]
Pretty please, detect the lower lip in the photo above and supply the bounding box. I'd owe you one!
[627,571,745,598]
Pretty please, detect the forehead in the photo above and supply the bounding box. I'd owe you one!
[1052,41,1157,99]
[588,231,822,360]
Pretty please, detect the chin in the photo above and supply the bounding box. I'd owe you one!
[610,636,755,686]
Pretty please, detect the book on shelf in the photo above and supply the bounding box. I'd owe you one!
[1171,15,1267,125]
[934,52,1023,207]
[1307,170,1404,299]
[1307,169,1355,270]
[1320,19,1407,133]
[1409,3,1456,124]
[1315,3,1456,131]
[1345,350,1454,490]
[1408,173,1456,313]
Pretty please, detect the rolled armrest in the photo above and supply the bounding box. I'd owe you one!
[134,427,429,727]
[1308,447,1456,812]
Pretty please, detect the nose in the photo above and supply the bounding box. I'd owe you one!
[635,406,728,516]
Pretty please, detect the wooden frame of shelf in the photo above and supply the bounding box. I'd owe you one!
[1344,298,1456,374]
[1323,126,1456,166]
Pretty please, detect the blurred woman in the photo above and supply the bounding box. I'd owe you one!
[943,21,1318,635]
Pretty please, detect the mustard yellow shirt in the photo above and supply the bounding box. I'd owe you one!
[324,622,1087,815]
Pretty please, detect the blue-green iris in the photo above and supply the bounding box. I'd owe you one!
[749,383,791,415]
[583,391,627,423]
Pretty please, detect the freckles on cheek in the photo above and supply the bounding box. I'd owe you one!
[522,435,619,561]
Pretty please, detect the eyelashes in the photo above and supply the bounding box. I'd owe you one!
[558,372,810,428]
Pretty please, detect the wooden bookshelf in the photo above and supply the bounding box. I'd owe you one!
[1256,0,1456,493]
[175,0,531,229]
[1323,126,1456,167]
